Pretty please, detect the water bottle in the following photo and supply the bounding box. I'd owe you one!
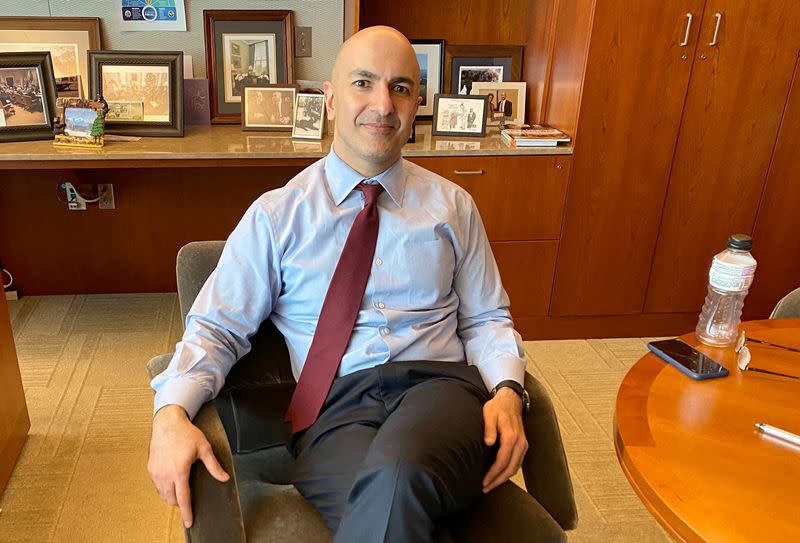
[695,234,757,346]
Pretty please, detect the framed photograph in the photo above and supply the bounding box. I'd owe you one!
[431,94,488,137]
[204,10,295,124]
[0,51,58,142]
[292,92,325,139]
[458,66,503,95]
[53,97,106,148]
[471,81,527,126]
[444,45,523,94]
[242,84,296,131]
[89,50,184,137]
[410,39,444,120]
[0,17,101,99]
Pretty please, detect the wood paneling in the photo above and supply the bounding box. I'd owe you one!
[746,54,800,318]
[541,0,595,139]
[411,155,570,241]
[523,0,557,124]
[645,1,800,313]
[551,0,704,316]
[0,167,303,294]
[492,240,559,318]
[0,280,30,495]
[359,0,530,45]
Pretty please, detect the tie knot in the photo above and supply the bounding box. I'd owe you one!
[358,182,383,205]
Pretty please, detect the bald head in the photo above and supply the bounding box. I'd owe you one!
[323,26,421,177]
[332,26,420,86]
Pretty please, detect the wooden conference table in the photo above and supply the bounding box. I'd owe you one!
[614,319,800,542]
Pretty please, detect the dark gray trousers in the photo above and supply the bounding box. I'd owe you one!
[290,360,492,543]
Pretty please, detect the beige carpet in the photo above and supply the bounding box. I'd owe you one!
[0,294,669,542]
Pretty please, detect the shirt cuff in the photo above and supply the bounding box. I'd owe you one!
[152,377,210,421]
[472,355,526,393]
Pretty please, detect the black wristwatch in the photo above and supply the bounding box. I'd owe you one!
[490,380,530,414]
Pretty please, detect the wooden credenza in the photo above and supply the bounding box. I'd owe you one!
[0,125,572,340]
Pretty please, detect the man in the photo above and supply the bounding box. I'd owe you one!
[497,92,513,117]
[267,90,290,125]
[148,26,527,542]
[467,107,477,129]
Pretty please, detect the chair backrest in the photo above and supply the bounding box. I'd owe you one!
[176,240,226,324]
[175,240,296,457]
[770,287,800,319]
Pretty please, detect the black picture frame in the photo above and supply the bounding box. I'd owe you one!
[444,45,523,94]
[431,93,488,137]
[410,39,444,120]
[88,50,184,137]
[0,51,58,142]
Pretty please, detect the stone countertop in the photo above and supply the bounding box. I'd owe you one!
[0,123,572,165]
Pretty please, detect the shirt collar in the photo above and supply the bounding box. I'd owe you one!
[324,146,406,208]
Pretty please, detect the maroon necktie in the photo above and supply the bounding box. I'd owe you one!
[285,182,384,433]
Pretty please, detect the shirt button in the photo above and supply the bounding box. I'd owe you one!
[377,302,386,309]
[375,258,383,266]
[381,327,390,335]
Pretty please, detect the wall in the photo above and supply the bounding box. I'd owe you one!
[0,0,344,81]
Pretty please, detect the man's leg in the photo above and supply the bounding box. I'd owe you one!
[334,361,491,543]
[291,367,385,533]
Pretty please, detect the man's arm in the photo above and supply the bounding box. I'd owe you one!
[148,199,282,526]
[452,193,528,493]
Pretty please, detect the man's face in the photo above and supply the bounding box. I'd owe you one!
[324,31,421,176]
[272,92,281,103]
[500,93,507,101]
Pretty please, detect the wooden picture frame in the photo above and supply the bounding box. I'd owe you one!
[0,51,58,142]
[471,81,527,126]
[204,9,295,124]
[431,94,488,137]
[88,50,184,137]
[444,45,523,95]
[410,39,444,120]
[291,92,325,139]
[0,17,101,100]
[241,84,297,131]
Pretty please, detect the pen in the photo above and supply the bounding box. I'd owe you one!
[755,423,800,447]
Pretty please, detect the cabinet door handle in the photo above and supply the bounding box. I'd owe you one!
[709,12,722,46]
[680,13,693,46]
[453,169,484,175]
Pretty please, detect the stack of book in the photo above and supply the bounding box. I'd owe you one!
[500,125,571,148]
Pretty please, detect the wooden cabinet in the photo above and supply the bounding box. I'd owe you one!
[1,287,29,495]
[411,155,570,323]
[410,155,569,240]
[645,2,800,313]
[550,0,704,316]
[551,0,800,320]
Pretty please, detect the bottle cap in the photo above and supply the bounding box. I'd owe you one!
[727,234,752,251]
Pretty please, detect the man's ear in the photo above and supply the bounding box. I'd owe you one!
[323,81,335,120]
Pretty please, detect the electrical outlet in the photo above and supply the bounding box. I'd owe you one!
[63,182,86,211]
[98,183,115,209]
[295,27,312,58]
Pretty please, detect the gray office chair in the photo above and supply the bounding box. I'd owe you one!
[770,287,800,319]
[147,241,577,543]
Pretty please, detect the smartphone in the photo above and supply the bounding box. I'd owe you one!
[647,339,729,380]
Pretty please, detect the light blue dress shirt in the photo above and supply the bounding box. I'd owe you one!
[152,149,526,419]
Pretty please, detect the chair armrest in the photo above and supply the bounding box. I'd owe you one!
[521,372,578,531]
[185,401,246,543]
[146,353,173,380]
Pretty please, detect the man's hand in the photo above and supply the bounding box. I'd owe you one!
[147,404,230,528]
[482,388,528,493]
